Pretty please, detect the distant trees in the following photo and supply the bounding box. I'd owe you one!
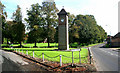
[25,2,58,47]
[1,3,25,47]
[25,3,44,47]
[68,14,107,45]
[1,1,107,47]
[41,2,59,47]
[5,21,14,44]
[12,5,25,47]
[0,1,7,44]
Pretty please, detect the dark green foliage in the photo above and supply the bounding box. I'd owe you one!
[25,3,44,47]
[12,5,25,47]
[1,1,107,46]
[68,14,107,45]
[42,2,59,47]
[0,1,7,44]
[25,2,58,47]
[5,21,15,43]
[27,28,45,43]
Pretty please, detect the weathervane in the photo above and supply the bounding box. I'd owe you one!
[62,6,64,9]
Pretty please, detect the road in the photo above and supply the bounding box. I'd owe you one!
[90,44,120,71]
[0,49,46,72]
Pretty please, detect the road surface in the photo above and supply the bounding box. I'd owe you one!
[0,49,46,72]
[90,44,120,71]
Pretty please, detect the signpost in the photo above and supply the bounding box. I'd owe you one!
[71,48,81,66]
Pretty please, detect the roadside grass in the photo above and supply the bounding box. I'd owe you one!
[2,48,88,63]
[83,42,104,47]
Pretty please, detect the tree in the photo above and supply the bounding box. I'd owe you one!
[25,3,44,47]
[27,28,44,45]
[72,14,107,45]
[67,12,79,43]
[0,1,7,44]
[42,1,59,47]
[12,5,25,47]
[5,21,15,44]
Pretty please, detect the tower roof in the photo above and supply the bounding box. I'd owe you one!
[57,8,67,15]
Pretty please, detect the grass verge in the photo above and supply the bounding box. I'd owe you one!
[2,48,88,64]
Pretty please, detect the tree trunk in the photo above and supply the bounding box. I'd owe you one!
[2,37,3,44]
[20,42,22,47]
[47,37,50,48]
[7,39,9,46]
[35,41,37,47]
[47,21,50,48]
[7,39,8,44]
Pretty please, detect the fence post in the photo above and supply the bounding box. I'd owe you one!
[26,50,28,56]
[22,49,23,54]
[88,47,91,64]
[60,55,62,66]
[19,49,20,53]
[33,51,34,58]
[79,49,81,64]
[11,47,12,49]
[16,49,17,52]
[72,51,74,66]
[42,53,44,62]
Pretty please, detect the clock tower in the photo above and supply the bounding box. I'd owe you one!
[57,8,69,50]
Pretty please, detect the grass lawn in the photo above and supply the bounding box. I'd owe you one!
[83,42,104,47]
[2,42,103,63]
[1,42,104,48]
[3,48,88,63]
[1,44,20,47]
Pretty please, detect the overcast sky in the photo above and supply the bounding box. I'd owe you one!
[1,0,119,36]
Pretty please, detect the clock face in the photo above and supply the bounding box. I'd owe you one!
[61,18,64,22]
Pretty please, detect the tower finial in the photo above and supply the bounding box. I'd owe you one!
[62,6,64,9]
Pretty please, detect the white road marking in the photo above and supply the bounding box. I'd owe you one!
[99,49,118,57]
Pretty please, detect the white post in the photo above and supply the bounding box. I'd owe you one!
[60,55,62,66]
[11,47,12,49]
[42,53,44,62]
[33,51,34,58]
[16,49,17,52]
[19,49,20,53]
[72,51,74,66]
[26,50,28,56]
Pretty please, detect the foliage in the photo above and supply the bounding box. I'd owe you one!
[41,1,59,47]
[27,28,45,44]
[25,3,43,31]
[0,1,7,43]
[12,5,25,46]
[25,2,58,47]
[1,1,107,47]
[68,14,107,44]
[25,3,44,47]
[4,21,15,43]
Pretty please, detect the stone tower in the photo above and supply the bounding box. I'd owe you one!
[57,8,69,50]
